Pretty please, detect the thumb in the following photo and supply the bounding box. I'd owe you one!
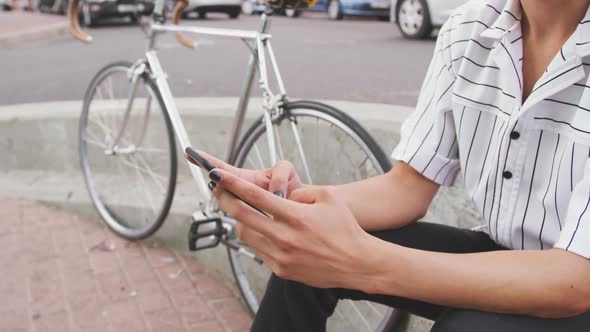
[288,186,332,205]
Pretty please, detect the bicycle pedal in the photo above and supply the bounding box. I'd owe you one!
[188,217,226,251]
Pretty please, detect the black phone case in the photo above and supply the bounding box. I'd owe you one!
[185,147,215,172]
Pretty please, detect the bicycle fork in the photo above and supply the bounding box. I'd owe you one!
[104,60,150,156]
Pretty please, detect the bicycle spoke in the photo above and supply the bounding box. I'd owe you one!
[274,123,286,161]
[366,301,385,317]
[135,147,168,154]
[119,155,167,193]
[289,119,313,184]
[253,144,265,169]
[132,156,159,217]
[347,300,373,332]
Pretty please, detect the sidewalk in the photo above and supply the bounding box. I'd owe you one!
[0,12,68,47]
[0,198,252,332]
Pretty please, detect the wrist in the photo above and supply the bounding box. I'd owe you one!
[350,233,407,295]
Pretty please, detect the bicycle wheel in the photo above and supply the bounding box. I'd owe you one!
[228,100,405,331]
[79,61,177,240]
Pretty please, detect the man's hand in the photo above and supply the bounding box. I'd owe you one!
[185,150,303,197]
[210,169,381,289]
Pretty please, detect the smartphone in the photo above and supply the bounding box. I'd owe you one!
[185,147,270,218]
[185,147,216,172]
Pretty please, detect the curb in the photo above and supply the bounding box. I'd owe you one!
[0,21,69,48]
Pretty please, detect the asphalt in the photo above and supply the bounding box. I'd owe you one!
[0,13,436,107]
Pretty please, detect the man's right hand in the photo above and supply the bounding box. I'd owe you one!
[186,150,303,198]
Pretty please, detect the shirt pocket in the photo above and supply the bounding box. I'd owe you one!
[531,102,590,147]
[452,67,517,121]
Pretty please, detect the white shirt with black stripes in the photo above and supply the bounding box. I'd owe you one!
[392,0,590,258]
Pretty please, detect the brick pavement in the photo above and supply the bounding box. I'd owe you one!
[0,198,253,332]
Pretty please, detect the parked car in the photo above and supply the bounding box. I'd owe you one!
[1,0,12,10]
[184,0,241,19]
[78,0,155,26]
[390,0,467,39]
[241,0,265,15]
[37,0,154,26]
[286,0,389,20]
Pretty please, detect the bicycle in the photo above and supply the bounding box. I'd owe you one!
[67,1,406,330]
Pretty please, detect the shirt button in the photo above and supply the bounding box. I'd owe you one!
[503,171,513,179]
[510,131,520,140]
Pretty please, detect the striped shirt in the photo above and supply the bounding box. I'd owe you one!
[391,0,590,258]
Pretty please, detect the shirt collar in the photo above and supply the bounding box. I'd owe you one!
[480,0,590,57]
[480,0,522,40]
[574,8,590,56]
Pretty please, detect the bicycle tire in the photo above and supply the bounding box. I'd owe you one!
[79,61,177,240]
[227,100,406,331]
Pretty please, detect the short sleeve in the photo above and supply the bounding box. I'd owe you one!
[391,20,460,186]
[555,158,590,258]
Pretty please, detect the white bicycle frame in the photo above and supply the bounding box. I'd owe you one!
[120,1,302,213]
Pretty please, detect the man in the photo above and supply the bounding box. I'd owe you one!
[201,0,590,330]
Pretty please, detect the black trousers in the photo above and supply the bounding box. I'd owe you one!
[250,222,590,332]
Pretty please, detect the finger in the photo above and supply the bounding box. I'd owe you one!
[211,169,302,222]
[268,160,293,198]
[213,184,288,241]
[192,150,231,171]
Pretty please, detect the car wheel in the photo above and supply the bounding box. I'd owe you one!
[327,0,342,20]
[396,0,432,39]
[242,1,254,15]
[284,8,300,17]
[198,10,206,19]
[229,9,240,18]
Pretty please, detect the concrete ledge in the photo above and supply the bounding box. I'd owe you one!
[0,97,482,332]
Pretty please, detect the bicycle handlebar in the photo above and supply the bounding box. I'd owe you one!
[68,0,92,43]
[172,0,196,49]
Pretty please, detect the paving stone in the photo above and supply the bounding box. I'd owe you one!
[0,199,252,332]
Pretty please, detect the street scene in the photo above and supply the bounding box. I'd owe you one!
[0,1,474,332]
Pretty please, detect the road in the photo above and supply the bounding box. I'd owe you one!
[0,13,435,106]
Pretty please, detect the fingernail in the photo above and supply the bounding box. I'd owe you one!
[208,181,216,191]
[273,191,284,198]
[209,171,221,182]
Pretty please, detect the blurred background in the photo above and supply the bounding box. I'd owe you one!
[0,0,470,106]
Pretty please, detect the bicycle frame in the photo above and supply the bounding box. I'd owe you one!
[117,3,291,212]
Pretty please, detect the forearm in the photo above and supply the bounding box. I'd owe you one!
[329,162,439,231]
[366,242,590,318]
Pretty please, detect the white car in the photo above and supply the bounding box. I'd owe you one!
[390,0,467,39]
[185,0,242,18]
